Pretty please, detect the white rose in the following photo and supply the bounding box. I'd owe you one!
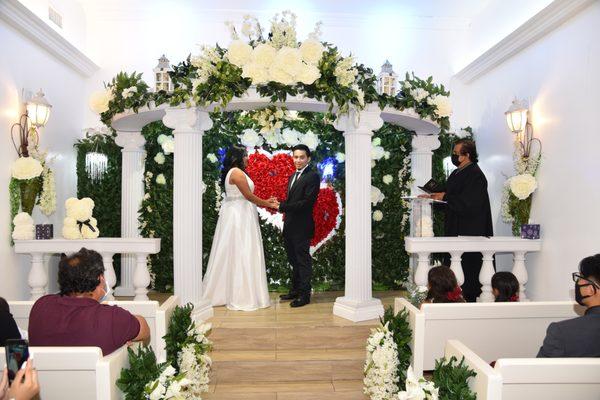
[227,40,253,67]
[384,151,390,160]
[281,128,300,147]
[207,153,218,163]
[239,128,264,148]
[300,131,320,151]
[335,152,345,163]
[427,94,452,118]
[154,152,165,164]
[263,131,282,148]
[297,63,321,85]
[13,212,34,226]
[156,174,166,185]
[509,173,537,200]
[122,86,138,99]
[383,175,393,185]
[251,43,277,68]
[299,39,324,65]
[268,66,295,85]
[11,157,43,180]
[372,210,383,222]
[371,186,385,205]
[371,145,385,161]
[157,134,168,145]
[273,47,304,78]
[372,138,381,146]
[242,62,269,85]
[89,88,113,114]
[410,88,429,102]
[161,137,175,155]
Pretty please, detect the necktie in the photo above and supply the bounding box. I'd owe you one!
[291,171,301,189]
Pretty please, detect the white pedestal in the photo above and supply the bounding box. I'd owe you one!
[332,105,384,322]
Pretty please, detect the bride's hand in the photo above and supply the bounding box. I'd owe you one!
[265,198,279,210]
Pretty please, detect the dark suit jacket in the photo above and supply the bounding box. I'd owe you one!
[280,165,320,239]
[0,310,21,346]
[442,162,493,236]
[537,305,600,357]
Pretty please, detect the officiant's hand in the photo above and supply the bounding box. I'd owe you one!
[430,192,445,201]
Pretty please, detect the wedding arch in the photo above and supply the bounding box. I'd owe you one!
[94,13,447,322]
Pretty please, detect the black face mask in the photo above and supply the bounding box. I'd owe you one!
[451,154,461,167]
[575,281,597,306]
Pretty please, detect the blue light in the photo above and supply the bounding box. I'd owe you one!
[217,148,227,168]
[318,157,337,180]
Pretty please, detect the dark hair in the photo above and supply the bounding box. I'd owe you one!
[455,139,478,163]
[491,272,520,302]
[0,297,8,313]
[58,248,105,295]
[220,145,247,188]
[291,144,311,158]
[579,254,600,283]
[425,266,465,303]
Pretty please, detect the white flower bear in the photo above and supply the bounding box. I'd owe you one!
[62,197,100,239]
[12,212,35,240]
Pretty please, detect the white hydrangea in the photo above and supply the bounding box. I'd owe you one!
[239,128,264,148]
[300,130,320,151]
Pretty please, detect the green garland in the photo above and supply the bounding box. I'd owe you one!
[433,356,477,400]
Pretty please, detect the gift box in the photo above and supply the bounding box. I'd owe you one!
[35,224,53,240]
[520,224,540,239]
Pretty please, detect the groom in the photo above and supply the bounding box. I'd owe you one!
[274,144,320,308]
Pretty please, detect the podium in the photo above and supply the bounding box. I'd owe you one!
[402,196,445,237]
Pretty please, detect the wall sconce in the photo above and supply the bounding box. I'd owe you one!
[11,89,52,157]
[505,98,540,158]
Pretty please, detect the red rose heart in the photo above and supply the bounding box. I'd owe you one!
[246,149,342,252]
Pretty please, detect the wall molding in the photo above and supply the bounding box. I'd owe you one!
[0,0,99,77]
[455,0,595,84]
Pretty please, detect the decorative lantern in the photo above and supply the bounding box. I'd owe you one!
[154,54,173,92]
[377,60,397,96]
[505,98,528,133]
[26,89,52,127]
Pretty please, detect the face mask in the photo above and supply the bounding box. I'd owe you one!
[575,281,596,306]
[100,279,111,303]
[451,154,461,167]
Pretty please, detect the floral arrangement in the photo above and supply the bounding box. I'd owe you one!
[501,138,541,235]
[364,321,401,400]
[432,356,477,400]
[396,366,439,400]
[117,304,213,400]
[398,280,428,308]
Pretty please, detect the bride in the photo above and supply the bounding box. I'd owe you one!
[202,145,276,311]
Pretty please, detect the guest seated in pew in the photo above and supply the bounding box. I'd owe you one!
[538,254,600,358]
[423,266,466,304]
[491,271,519,302]
[0,297,21,346]
[28,248,150,355]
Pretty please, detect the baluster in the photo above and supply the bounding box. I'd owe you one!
[477,251,495,302]
[133,253,151,301]
[28,252,47,300]
[449,251,464,286]
[101,252,116,300]
[414,252,431,292]
[512,251,528,301]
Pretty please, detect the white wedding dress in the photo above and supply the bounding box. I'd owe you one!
[202,168,271,311]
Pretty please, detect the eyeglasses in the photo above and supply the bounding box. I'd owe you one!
[572,272,600,288]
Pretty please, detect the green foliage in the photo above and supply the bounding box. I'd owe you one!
[116,345,165,400]
[507,191,532,236]
[164,303,193,370]
[433,356,477,400]
[381,306,412,390]
[9,178,20,245]
[100,71,150,126]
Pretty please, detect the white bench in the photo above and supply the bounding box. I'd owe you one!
[0,345,131,400]
[8,295,179,363]
[445,339,600,400]
[394,297,585,375]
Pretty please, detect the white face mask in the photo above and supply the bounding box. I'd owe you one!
[99,278,111,303]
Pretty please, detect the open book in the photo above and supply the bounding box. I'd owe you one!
[418,179,445,194]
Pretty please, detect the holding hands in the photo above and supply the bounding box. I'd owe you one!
[266,197,280,210]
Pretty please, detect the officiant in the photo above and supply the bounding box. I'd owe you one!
[426,139,493,302]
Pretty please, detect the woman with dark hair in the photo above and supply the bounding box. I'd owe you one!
[423,266,466,304]
[491,271,520,302]
[203,145,278,311]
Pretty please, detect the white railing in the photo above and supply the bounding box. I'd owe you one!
[14,238,161,301]
[405,236,542,301]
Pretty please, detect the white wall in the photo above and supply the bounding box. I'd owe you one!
[0,18,87,300]
[451,1,600,300]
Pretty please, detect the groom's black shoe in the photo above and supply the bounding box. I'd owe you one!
[290,297,310,308]
[279,293,297,301]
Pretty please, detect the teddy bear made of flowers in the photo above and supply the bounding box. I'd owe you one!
[62,197,100,239]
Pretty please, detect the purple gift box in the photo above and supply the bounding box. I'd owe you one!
[520,224,540,239]
[35,224,53,240]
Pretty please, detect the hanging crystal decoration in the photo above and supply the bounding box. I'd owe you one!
[85,151,108,181]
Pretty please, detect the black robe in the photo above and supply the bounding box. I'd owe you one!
[442,162,493,301]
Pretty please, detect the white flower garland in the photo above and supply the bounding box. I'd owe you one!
[364,322,400,400]
[397,366,439,400]
[39,168,56,216]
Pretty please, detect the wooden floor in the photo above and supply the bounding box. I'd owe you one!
[199,291,402,400]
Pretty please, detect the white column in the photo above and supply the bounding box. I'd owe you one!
[410,134,441,196]
[512,251,528,301]
[333,105,384,322]
[163,107,213,321]
[477,251,496,302]
[449,251,465,286]
[28,252,47,300]
[114,131,146,297]
[101,252,116,300]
